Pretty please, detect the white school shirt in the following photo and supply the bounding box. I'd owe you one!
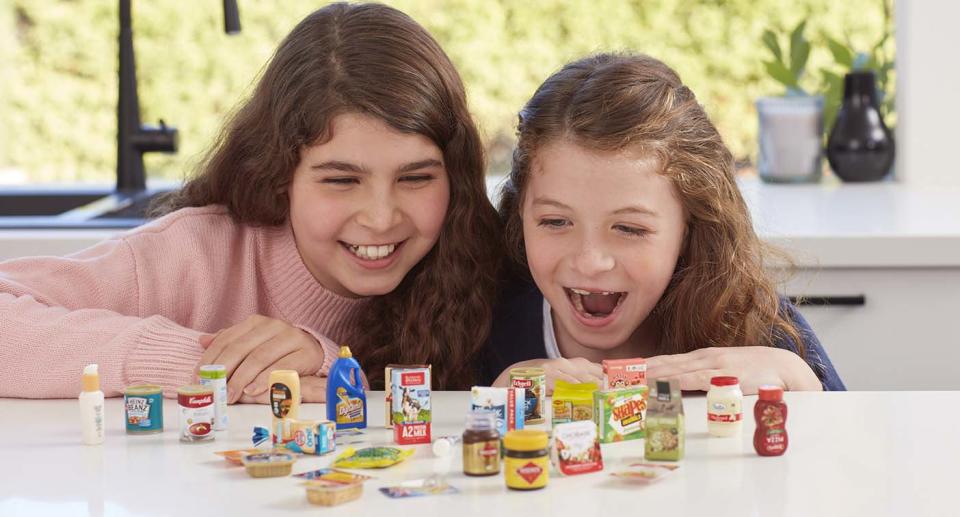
[543,298,562,359]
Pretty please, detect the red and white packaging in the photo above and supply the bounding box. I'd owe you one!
[177,385,215,442]
[552,420,603,475]
[602,358,647,390]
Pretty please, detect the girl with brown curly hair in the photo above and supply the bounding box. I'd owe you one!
[483,53,843,394]
[0,3,500,400]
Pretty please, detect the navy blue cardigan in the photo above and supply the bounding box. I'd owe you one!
[479,280,846,391]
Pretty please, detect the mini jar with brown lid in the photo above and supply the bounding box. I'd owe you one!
[462,411,500,476]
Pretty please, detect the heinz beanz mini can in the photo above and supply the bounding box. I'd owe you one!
[124,384,164,434]
[177,384,215,443]
[198,364,228,431]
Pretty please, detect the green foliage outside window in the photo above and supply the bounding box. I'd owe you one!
[0,0,895,184]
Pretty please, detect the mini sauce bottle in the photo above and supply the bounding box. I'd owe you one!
[462,411,500,476]
[269,370,301,444]
[707,376,743,437]
[754,385,788,456]
[79,364,104,445]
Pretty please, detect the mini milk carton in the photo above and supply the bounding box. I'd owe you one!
[470,387,525,437]
[391,367,431,445]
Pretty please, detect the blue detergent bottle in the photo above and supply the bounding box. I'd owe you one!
[326,345,367,430]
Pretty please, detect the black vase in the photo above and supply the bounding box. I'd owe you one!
[826,71,895,182]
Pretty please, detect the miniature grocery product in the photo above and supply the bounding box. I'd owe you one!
[284,419,336,455]
[551,420,603,475]
[601,358,647,390]
[611,463,679,482]
[327,346,367,430]
[198,364,228,431]
[241,452,296,478]
[503,430,549,490]
[644,379,685,461]
[594,385,649,443]
[293,469,372,483]
[462,411,500,476]
[79,364,104,445]
[510,367,546,424]
[432,435,462,457]
[385,364,431,429]
[379,477,459,498]
[124,384,163,434]
[333,446,414,469]
[214,449,263,465]
[551,381,597,426]
[269,370,301,443]
[304,480,363,506]
[470,386,525,436]
[391,366,431,445]
[177,384,215,443]
[707,376,743,437]
[754,385,788,456]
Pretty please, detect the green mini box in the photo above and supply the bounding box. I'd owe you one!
[593,386,649,443]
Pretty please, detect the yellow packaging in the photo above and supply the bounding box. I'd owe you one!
[551,381,598,427]
[503,430,549,490]
[269,370,301,444]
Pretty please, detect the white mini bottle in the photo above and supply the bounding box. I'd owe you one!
[80,364,105,445]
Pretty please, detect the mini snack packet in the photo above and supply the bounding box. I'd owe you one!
[610,463,679,482]
[551,420,603,476]
[332,446,415,469]
[214,448,263,466]
[644,379,685,461]
[293,468,373,483]
[379,477,459,499]
[601,358,647,390]
[551,381,598,426]
[470,386,525,437]
[594,385,649,443]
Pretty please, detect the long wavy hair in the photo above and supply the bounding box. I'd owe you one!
[499,53,802,356]
[154,3,501,388]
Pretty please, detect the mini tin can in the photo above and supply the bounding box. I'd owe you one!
[124,384,164,434]
[177,384,215,443]
[198,364,228,431]
[510,367,545,425]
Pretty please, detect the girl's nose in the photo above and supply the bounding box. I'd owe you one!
[572,243,615,276]
[356,193,403,233]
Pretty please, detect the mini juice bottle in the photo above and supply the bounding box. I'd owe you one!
[754,385,788,456]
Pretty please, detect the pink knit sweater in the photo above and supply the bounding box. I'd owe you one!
[0,206,369,398]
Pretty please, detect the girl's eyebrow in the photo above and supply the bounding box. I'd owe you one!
[532,196,657,217]
[310,158,443,174]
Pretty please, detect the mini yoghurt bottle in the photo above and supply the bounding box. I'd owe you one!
[706,376,743,437]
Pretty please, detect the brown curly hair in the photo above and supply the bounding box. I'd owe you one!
[154,3,501,388]
[499,53,802,356]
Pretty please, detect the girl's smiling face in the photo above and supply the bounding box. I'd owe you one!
[522,140,687,359]
[288,112,450,298]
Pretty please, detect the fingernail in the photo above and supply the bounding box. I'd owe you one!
[228,388,236,401]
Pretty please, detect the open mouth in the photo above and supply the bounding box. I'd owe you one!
[340,240,404,261]
[564,287,626,319]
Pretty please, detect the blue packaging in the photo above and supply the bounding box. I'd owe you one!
[470,386,525,437]
[326,346,367,430]
[124,384,164,434]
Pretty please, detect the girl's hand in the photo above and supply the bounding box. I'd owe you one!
[197,315,326,403]
[236,375,328,404]
[644,346,823,394]
[493,357,602,395]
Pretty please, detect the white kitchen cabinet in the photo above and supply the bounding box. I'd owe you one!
[779,267,960,390]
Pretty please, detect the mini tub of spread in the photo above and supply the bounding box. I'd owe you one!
[241,452,296,478]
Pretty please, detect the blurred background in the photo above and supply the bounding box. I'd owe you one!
[0,0,894,186]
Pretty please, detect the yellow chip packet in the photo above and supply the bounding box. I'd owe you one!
[332,446,415,469]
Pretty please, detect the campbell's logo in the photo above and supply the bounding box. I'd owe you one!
[512,379,533,389]
[401,372,425,386]
[179,394,213,408]
[516,462,543,484]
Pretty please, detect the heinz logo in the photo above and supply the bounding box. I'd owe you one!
[402,372,425,386]
[512,379,533,389]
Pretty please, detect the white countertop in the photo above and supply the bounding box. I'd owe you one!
[3,177,960,267]
[0,391,953,517]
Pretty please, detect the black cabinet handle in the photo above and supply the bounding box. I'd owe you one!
[789,295,866,307]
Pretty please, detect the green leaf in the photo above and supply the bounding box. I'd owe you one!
[765,60,798,89]
[826,37,854,68]
[789,20,808,63]
[790,40,810,79]
[762,30,783,62]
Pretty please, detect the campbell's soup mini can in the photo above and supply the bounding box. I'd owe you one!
[177,384,215,443]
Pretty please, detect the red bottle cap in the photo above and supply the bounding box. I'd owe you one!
[710,376,739,387]
[758,385,784,401]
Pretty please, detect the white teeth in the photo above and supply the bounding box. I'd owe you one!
[571,288,591,295]
[347,243,397,260]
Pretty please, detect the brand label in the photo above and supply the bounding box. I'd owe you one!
[708,413,742,422]
[401,372,425,386]
[512,379,533,389]
[516,462,544,485]
[271,383,293,418]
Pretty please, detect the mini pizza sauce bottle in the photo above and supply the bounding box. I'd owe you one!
[753,385,788,456]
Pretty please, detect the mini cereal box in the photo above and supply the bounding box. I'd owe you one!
[391,367,431,445]
[593,386,649,443]
[601,358,647,390]
[470,387,525,437]
[552,420,603,476]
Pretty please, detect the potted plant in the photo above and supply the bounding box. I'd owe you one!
[756,20,824,183]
